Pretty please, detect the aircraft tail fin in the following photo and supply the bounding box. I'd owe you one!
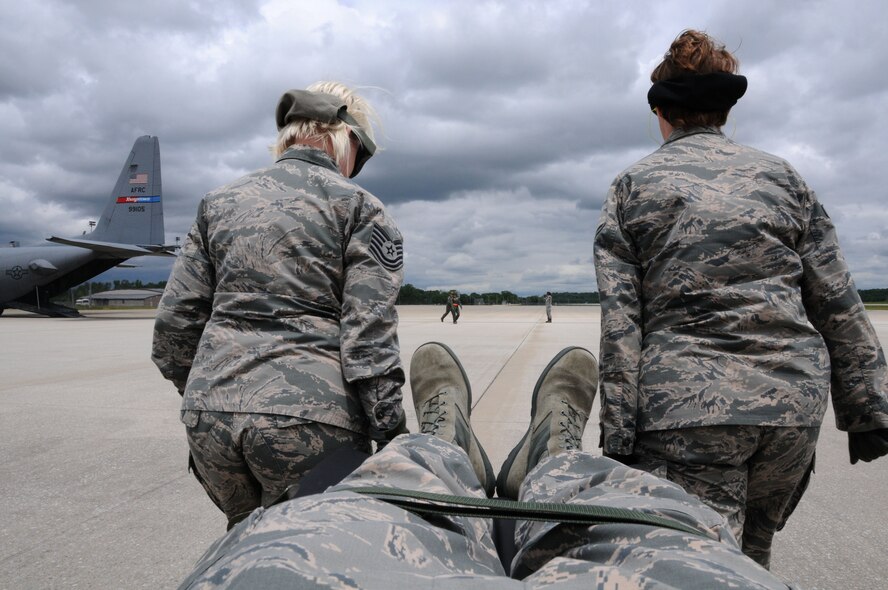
[88,136,164,246]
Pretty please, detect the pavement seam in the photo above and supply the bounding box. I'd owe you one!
[471,322,539,410]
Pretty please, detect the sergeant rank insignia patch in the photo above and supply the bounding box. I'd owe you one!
[369,223,404,272]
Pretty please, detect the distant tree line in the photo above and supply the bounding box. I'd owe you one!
[859,289,888,303]
[397,284,600,305]
[520,291,600,305]
[58,282,888,305]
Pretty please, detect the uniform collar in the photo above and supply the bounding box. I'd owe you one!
[276,144,340,174]
[664,126,724,145]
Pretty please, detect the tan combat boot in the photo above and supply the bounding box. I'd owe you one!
[496,346,599,499]
[410,341,496,497]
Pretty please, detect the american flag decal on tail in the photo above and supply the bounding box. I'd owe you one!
[369,224,403,272]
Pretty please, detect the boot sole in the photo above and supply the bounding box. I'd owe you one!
[496,346,593,498]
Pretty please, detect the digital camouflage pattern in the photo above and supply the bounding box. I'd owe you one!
[515,451,787,588]
[180,435,789,589]
[594,127,888,456]
[152,145,406,435]
[634,424,819,569]
[180,434,500,589]
[184,410,371,524]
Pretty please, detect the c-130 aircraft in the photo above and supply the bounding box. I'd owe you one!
[0,136,176,317]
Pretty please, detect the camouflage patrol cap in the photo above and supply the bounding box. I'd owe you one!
[275,89,376,177]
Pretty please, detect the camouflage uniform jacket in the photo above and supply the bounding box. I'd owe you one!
[595,127,888,455]
[152,145,405,434]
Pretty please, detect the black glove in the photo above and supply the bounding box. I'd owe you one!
[848,428,888,464]
[369,413,409,452]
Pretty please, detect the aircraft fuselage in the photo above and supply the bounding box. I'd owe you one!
[3,245,90,298]
[0,244,125,311]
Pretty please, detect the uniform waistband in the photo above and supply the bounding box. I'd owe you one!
[212,291,340,322]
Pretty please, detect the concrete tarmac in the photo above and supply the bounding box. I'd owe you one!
[1,305,886,589]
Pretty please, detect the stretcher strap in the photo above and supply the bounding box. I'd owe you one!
[338,486,706,537]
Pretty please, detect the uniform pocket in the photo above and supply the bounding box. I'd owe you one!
[777,451,815,531]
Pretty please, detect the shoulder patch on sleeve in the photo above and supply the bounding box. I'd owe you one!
[369,223,404,271]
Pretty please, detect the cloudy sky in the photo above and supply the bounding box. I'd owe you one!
[2,0,887,295]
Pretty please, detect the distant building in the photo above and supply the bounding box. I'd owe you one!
[89,289,164,308]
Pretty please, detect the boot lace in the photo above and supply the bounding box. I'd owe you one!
[558,400,584,450]
[419,393,448,435]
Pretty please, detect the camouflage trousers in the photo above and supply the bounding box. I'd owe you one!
[181,434,788,589]
[633,425,819,569]
[441,304,460,322]
[183,410,371,528]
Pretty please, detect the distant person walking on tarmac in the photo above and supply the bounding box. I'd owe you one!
[152,82,407,529]
[440,291,454,322]
[441,290,461,323]
[544,291,552,323]
[595,30,888,568]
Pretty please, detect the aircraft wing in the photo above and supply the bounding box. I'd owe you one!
[140,244,180,255]
[46,236,175,257]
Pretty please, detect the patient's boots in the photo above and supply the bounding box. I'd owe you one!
[496,347,599,499]
[410,342,496,497]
